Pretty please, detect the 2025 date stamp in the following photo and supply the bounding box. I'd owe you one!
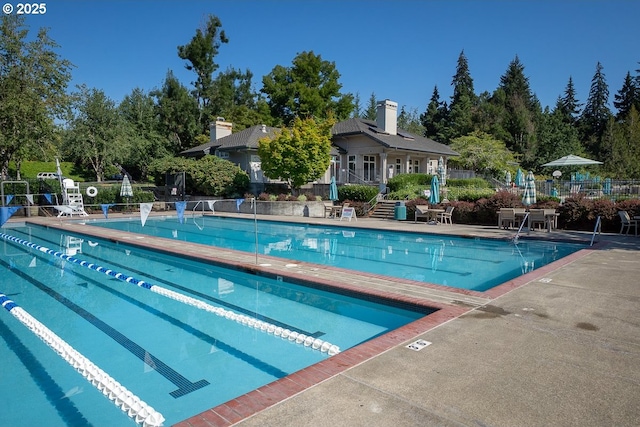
[3,3,47,15]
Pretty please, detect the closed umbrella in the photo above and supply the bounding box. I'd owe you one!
[429,175,440,205]
[603,178,612,195]
[505,171,512,187]
[120,175,133,210]
[329,176,338,201]
[515,168,525,188]
[522,171,536,206]
[438,156,446,186]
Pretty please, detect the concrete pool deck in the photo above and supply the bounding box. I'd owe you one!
[12,213,640,426]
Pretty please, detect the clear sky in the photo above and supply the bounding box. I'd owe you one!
[15,0,640,114]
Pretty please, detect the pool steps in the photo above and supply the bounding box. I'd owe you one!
[0,232,341,356]
[0,293,165,427]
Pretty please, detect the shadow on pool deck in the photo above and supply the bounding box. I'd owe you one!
[14,213,640,426]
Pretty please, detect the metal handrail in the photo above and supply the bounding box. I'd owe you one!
[590,216,601,246]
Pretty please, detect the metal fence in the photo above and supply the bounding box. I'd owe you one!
[535,179,640,201]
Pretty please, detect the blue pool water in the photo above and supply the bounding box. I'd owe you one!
[88,216,585,292]
[0,223,429,426]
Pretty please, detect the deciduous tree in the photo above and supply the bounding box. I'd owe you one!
[258,116,333,190]
[449,131,516,177]
[0,15,72,179]
[65,85,129,182]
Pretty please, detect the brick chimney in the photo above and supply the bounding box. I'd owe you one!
[376,100,398,135]
[209,117,232,142]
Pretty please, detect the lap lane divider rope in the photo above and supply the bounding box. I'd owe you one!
[0,232,341,356]
[0,293,165,427]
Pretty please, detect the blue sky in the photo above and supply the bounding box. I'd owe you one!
[20,0,640,114]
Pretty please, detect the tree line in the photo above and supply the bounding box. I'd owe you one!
[2,14,639,184]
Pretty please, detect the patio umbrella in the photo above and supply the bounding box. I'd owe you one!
[603,178,612,195]
[541,154,602,167]
[120,175,133,209]
[429,175,440,204]
[515,168,525,188]
[522,171,536,206]
[329,176,338,201]
[438,156,446,186]
[505,171,512,187]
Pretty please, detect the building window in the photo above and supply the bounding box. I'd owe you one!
[363,155,376,181]
[413,160,420,173]
[395,158,402,175]
[331,155,341,180]
[348,155,356,182]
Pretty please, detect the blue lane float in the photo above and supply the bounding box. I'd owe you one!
[0,232,341,356]
[0,293,165,427]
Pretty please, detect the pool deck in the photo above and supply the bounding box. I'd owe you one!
[12,212,640,427]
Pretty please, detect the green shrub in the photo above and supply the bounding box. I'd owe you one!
[338,184,379,202]
[148,155,249,197]
[446,178,491,188]
[445,187,495,202]
[387,173,432,192]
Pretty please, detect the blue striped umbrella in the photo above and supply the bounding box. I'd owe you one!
[522,171,536,206]
[515,168,525,188]
[429,175,440,204]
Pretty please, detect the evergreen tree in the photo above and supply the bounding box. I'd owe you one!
[494,55,539,166]
[448,50,476,140]
[152,70,200,153]
[537,107,583,168]
[420,86,449,141]
[557,76,581,124]
[397,106,426,136]
[579,61,612,158]
[118,88,170,180]
[352,92,362,118]
[363,92,377,120]
[613,71,637,120]
[601,106,640,178]
[177,14,229,134]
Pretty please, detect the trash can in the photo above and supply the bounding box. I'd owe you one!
[394,201,406,221]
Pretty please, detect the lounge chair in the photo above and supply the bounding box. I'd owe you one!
[437,206,455,225]
[618,211,638,235]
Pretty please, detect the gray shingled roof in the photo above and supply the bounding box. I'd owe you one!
[180,125,280,157]
[333,118,459,156]
[182,119,457,158]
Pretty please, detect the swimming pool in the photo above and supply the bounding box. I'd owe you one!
[0,223,430,426]
[87,216,585,292]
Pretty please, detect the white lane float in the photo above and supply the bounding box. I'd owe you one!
[0,232,341,356]
[0,293,165,427]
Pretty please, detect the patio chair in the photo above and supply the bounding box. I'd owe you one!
[618,211,638,235]
[499,208,517,229]
[323,201,337,218]
[414,205,430,223]
[437,206,455,225]
[527,209,547,232]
